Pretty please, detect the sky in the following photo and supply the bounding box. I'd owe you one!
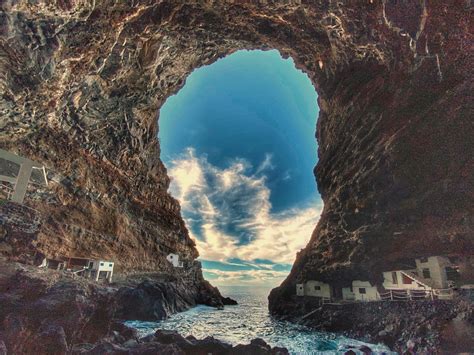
[159,50,322,287]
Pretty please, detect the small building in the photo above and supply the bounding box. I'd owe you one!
[167,253,184,267]
[304,280,332,299]
[86,260,114,283]
[39,258,66,270]
[352,280,379,301]
[39,256,114,282]
[295,280,332,300]
[382,269,431,291]
[383,256,453,292]
[415,256,452,289]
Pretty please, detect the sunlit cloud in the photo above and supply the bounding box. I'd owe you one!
[168,148,322,285]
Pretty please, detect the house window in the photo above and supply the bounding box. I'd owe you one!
[100,262,104,266]
[419,257,428,263]
[392,272,398,284]
[422,268,431,278]
[314,285,321,291]
[109,263,113,267]
[88,262,93,269]
[359,288,366,294]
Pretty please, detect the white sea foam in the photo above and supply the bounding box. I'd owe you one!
[126,286,394,354]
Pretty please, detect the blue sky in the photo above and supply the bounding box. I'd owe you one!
[159,50,322,287]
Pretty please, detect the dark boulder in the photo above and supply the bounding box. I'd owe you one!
[222,297,238,306]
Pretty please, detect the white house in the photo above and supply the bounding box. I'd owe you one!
[167,253,184,267]
[296,280,332,300]
[86,260,114,283]
[382,269,431,291]
[383,256,453,292]
[39,257,114,282]
[352,280,379,301]
[415,256,452,289]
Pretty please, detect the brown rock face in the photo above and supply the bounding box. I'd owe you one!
[0,0,472,311]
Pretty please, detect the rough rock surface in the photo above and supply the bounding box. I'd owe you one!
[0,260,235,354]
[72,329,289,355]
[0,0,472,350]
[278,295,473,353]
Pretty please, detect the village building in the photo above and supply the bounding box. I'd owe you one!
[352,280,380,301]
[296,256,463,303]
[167,253,184,267]
[296,281,332,301]
[382,269,431,292]
[383,256,454,291]
[40,257,114,282]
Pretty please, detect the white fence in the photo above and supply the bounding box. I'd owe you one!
[379,288,453,301]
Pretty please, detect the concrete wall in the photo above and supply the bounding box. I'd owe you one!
[90,260,114,282]
[342,287,355,300]
[416,256,451,288]
[353,280,379,301]
[304,280,332,298]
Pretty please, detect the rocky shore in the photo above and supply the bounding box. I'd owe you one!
[0,260,250,354]
[270,294,474,353]
[72,329,288,355]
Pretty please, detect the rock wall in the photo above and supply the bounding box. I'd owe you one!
[0,260,234,353]
[0,0,472,312]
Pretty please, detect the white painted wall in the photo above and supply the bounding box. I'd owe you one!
[89,260,114,282]
[166,253,183,267]
[304,280,332,298]
[352,280,379,301]
[415,256,450,288]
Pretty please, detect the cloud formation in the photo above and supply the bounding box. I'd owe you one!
[168,148,322,284]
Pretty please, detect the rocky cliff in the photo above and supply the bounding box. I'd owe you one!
[1,0,472,332]
[0,260,283,354]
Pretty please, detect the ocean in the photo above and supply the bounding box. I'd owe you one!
[126,285,393,354]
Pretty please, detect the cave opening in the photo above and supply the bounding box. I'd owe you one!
[158,49,322,288]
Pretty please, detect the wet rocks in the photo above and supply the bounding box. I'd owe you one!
[85,329,289,355]
[0,261,236,354]
[277,298,473,353]
[222,296,239,306]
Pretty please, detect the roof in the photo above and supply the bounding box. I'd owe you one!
[400,270,434,289]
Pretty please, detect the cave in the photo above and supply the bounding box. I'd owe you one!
[157,48,321,286]
[0,1,472,351]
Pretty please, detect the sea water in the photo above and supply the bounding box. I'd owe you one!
[126,285,393,354]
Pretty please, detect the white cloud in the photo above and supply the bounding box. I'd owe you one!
[204,268,291,287]
[168,148,322,268]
